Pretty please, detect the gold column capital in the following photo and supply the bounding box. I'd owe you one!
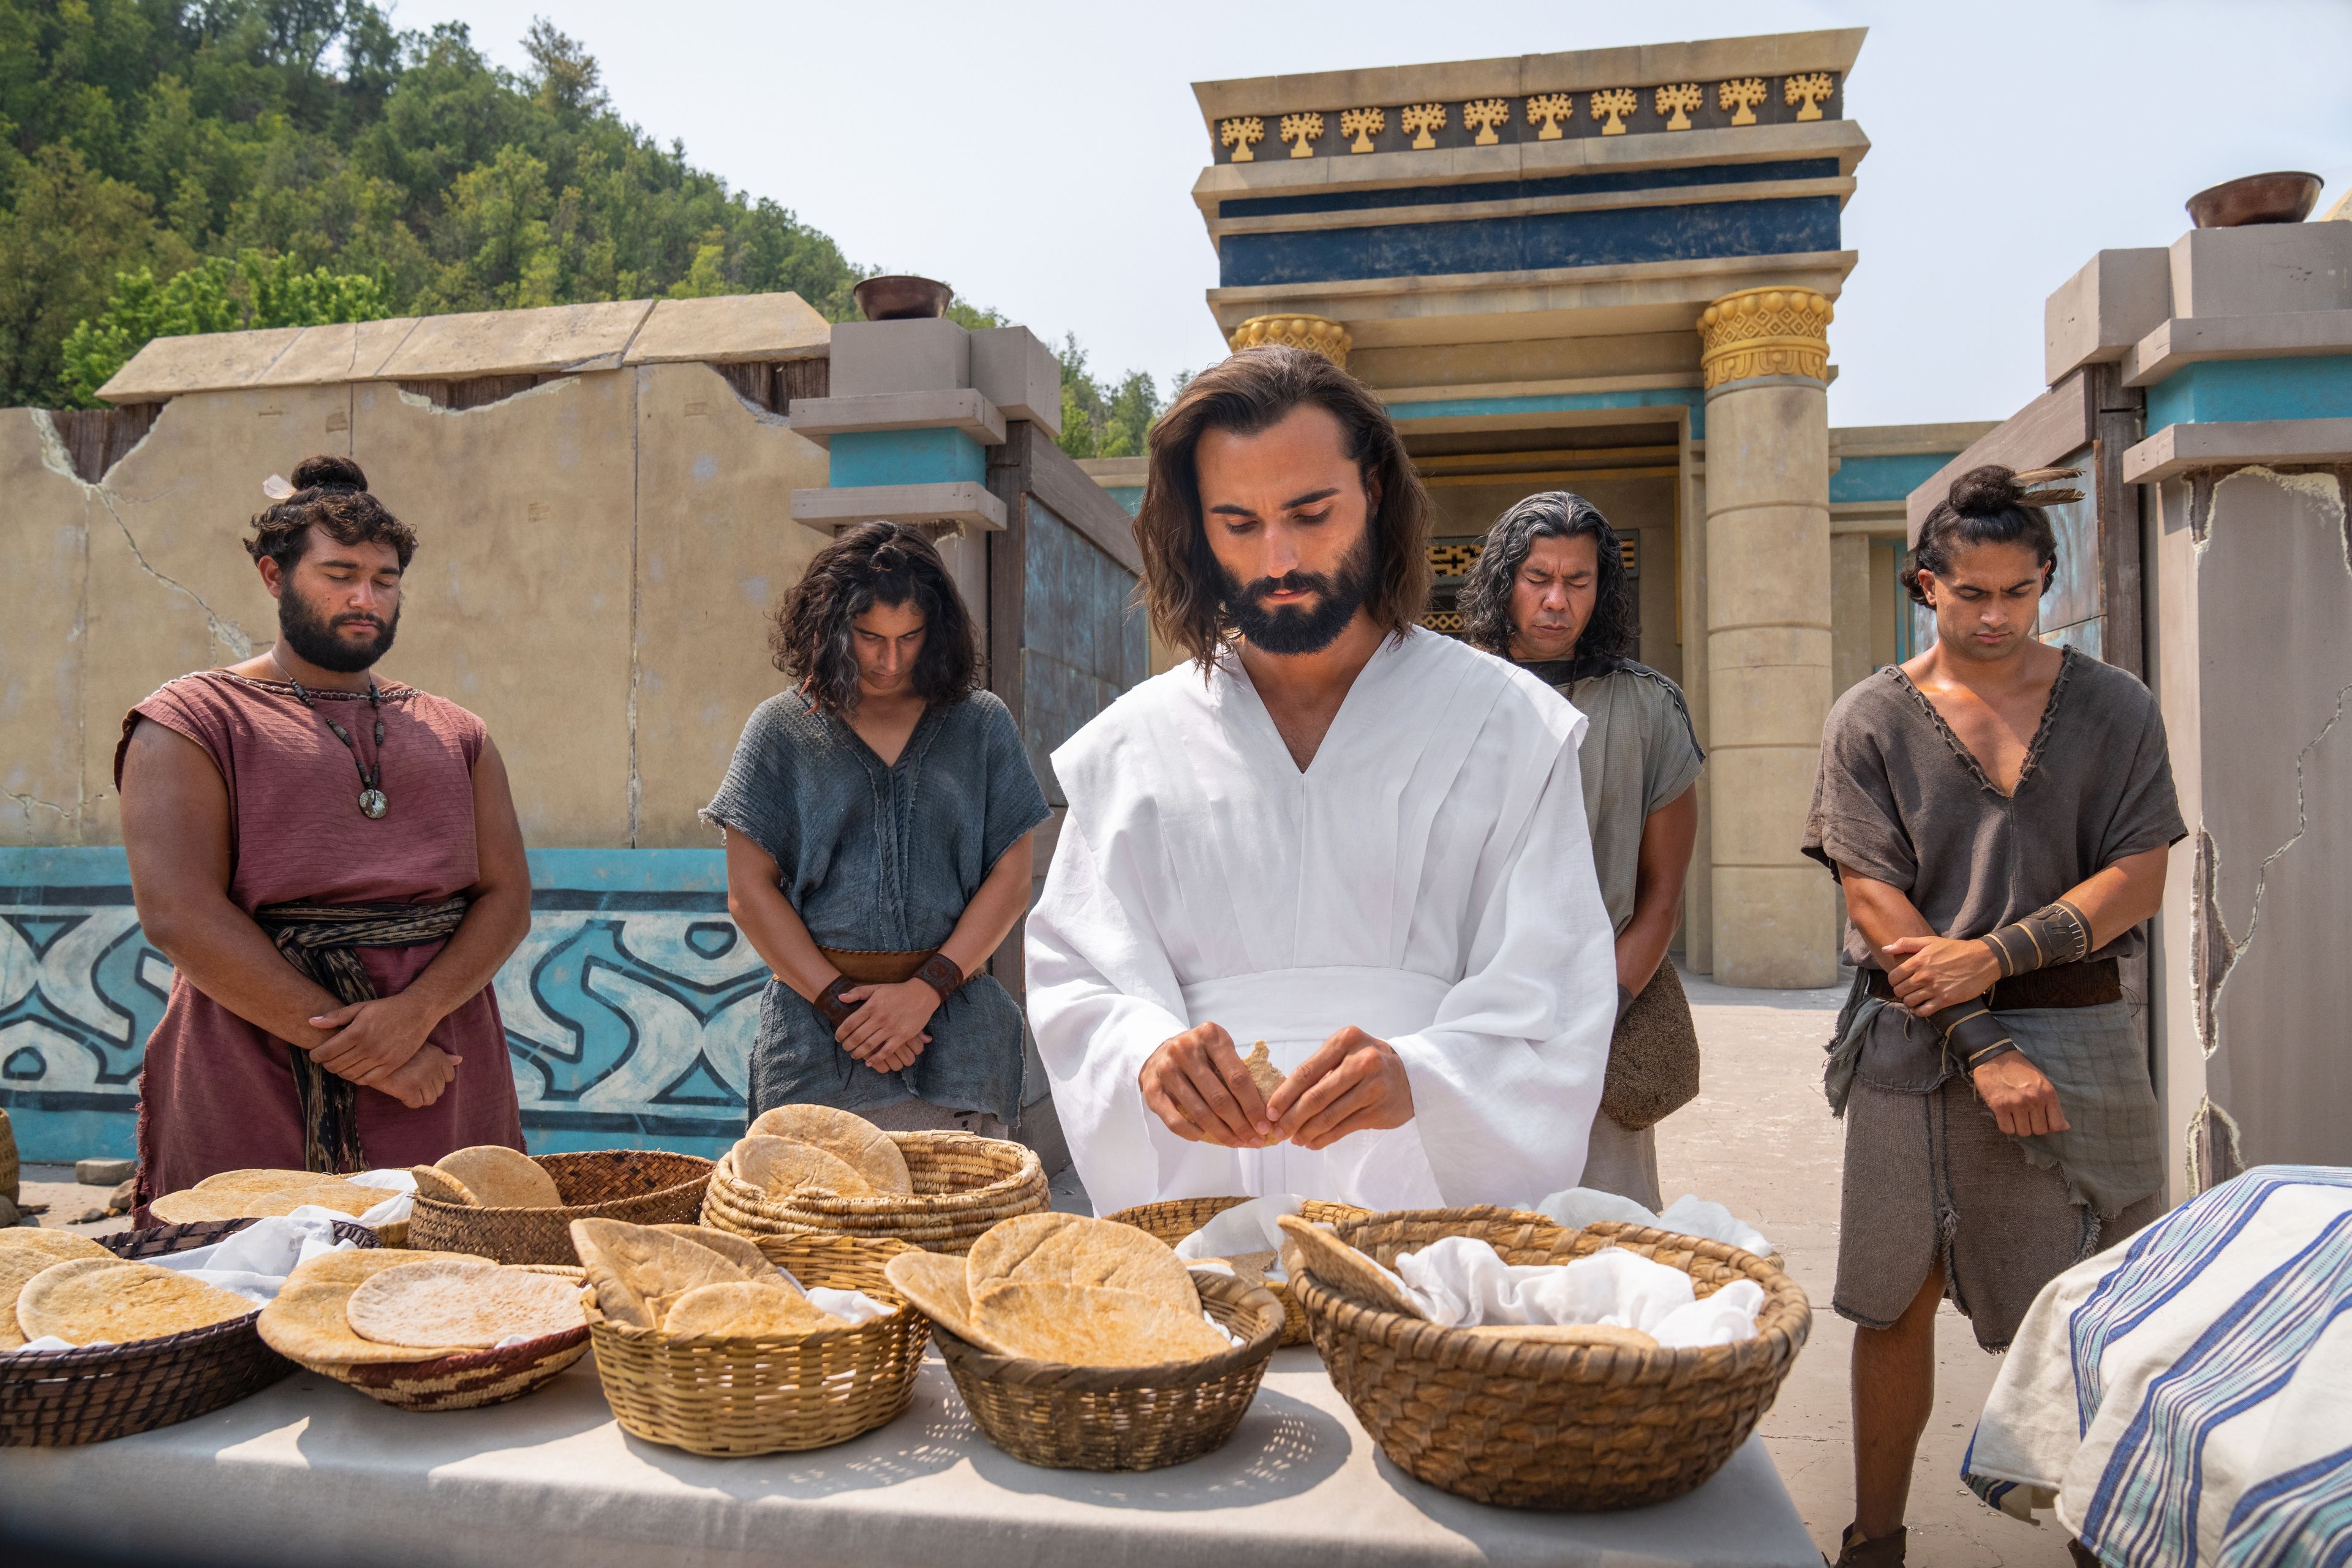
[1227,313,1352,369]
[1698,287,1833,391]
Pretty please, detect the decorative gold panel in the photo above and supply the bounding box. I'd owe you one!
[1525,92,1572,140]
[1401,102,1447,150]
[1428,541,1484,578]
[1784,72,1833,121]
[1463,97,1508,146]
[1280,111,1324,159]
[1340,106,1385,153]
[1654,83,1702,131]
[1589,88,1637,135]
[1717,77,1766,126]
[1220,117,1264,162]
[1697,287,1833,390]
[1228,314,1352,368]
[1420,608,1466,635]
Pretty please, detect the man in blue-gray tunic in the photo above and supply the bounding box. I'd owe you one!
[705,523,1050,1134]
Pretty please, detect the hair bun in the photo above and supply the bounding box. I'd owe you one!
[1948,464,2025,518]
[290,453,367,492]
[870,543,904,570]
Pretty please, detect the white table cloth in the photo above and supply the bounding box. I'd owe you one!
[1,1348,1819,1567]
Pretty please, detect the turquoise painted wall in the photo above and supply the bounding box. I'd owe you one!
[1831,452,1956,505]
[2144,355,2352,434]
[828,427,987,487]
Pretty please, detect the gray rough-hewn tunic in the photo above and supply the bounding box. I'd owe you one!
[703,688,1051,1126]
[1527,660,1705,934]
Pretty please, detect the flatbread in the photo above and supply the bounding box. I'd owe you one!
[0,1229,116,1261]
[746,1106,913,1195]
[17,1257,254,1345]
[1207,1250,1281,1290]
[1241,1040,1284,1102]
[257,1249,496,1365]
[735,1136,874,1200]
[150,1180,378,1223]
[967,1213,1199,1314]
[409,1165,478,1205]
[571,1218,761,1329]
[435,1146,562,1210]
[659,1281,842,1340]
[968,1281,1235,1368]
[883,1250,997,1350]
[2,1234,118,1349]
[1464,1322,1660,1350]
[1275,1215,1424,1317]
[193,1168,335,1194]
[649,1224,775,1278]
[344,1260,583,1349]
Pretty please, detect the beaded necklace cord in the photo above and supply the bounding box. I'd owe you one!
[272,652,390,819]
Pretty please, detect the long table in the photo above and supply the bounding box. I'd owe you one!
[1,1347,1822,1567]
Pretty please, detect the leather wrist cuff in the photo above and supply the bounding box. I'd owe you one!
[1981,899,2092,979]
[914,953,965,1006]
[813,974,860,1030]
[1930,999,2018,1070]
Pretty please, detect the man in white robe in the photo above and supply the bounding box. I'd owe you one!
[1025,345,1619,1215]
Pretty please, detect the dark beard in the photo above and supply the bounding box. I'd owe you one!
[1219,533,1376,656]
[277,588,398,674]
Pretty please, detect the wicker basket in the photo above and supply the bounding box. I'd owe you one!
[405,1149,713,1265]
[701,1131,1046,1254]
[1,1216,380,1447]
[933,1269,1283,1471]
[1103,1196,1369,1347]
[1294,1207,1811,1511]
[282,1264,592,1411]
[586,1232,929,1457]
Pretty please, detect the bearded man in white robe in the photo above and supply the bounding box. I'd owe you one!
[1024,345,1619,1215]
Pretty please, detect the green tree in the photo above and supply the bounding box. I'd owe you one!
[1055,334,1167,459]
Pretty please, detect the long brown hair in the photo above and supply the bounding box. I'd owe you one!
[1134,346,1431,670]
[768,522,981,712]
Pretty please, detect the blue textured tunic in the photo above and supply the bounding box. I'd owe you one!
[703,688,1051,1125]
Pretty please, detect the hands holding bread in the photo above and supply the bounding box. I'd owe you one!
[1139,1025,1415,1151]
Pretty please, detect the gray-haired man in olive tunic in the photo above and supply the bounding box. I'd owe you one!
[1803,466,2184,1568]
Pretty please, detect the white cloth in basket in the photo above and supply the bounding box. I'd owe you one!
[1381,1236,1763,1348]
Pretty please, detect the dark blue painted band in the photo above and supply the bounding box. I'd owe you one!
[1219,158,1840,220]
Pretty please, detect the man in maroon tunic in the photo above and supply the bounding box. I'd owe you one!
[115,454,532,1201]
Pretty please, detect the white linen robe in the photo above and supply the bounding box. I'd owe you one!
[1025,627,1618,1216]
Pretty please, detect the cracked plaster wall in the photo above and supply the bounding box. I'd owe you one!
[0,366,829,851]
[2155,464,2352,1184]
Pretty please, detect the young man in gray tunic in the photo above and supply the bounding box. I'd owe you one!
[1803,466,2184,1568]
[1461,491,1703,1208]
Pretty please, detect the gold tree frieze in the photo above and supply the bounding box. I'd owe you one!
[1463,97,1508,146]
[1655,82,1702,131]
[1220,116,1264,162]
[1784,72,1834,121]
[1526,92,1572,140]
[1280,111,1324,159]
[1401,102,1446,150]
[1340,106,1385,153]
[1718,77,1766,126]
[1590,88,1637,135]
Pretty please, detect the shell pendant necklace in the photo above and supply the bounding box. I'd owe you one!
[273,650,390,819]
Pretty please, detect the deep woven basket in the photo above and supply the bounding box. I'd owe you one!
[1103,1196,1370,1347]
[1294,1207,1811,1511]
[587,1232,929,1457]
[283,1265,592,1411]
[933,1269,1283,1472]
[701,1131,1046,1255]
[1,1216,381,1447]
[405,1149,714,1265]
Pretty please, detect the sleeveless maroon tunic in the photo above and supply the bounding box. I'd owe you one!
[116,670,524,1195]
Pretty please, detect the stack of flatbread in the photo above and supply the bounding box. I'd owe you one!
[149,1168,382,1224]
[409,1145,564,1209]
[884,1213,1240,1368]
[720,1106,914,1203]
[258,1248,586,1365]
[2,1228,256,1351]
[571,1218,855,1341]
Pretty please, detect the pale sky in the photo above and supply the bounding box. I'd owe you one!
[394,0,2352,431]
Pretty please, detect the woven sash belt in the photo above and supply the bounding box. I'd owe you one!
[254,895,470,1174]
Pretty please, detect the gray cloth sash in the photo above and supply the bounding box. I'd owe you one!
[254,897,470,1173]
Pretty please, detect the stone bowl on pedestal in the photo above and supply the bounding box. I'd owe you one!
[2187,172,2323,228]
[854,275,954,321]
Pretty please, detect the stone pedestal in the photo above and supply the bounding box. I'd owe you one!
[1698,288,1840,989]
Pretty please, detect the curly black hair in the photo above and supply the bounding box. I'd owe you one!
[769,522,981,712]
[1457,490,1635,660]
[1907,464,2061,605]
[242,454,417,573]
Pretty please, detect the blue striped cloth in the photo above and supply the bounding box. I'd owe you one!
[1962,1166,2352,1566]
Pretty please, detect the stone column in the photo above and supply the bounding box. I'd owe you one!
[1697,287,1839,988]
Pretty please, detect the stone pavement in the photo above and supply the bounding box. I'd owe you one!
[1666,970,2072,1567]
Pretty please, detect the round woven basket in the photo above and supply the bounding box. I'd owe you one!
[933,1270,1283,1472]
[1293,1207,1811,1511]
[1103,1196,1369,1346]
[282,1265,592,1411]
[587,1232,929,1457]
[405,1149,713,1265]
[1,1216,380,1447]
[701,1131,1046,1254]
